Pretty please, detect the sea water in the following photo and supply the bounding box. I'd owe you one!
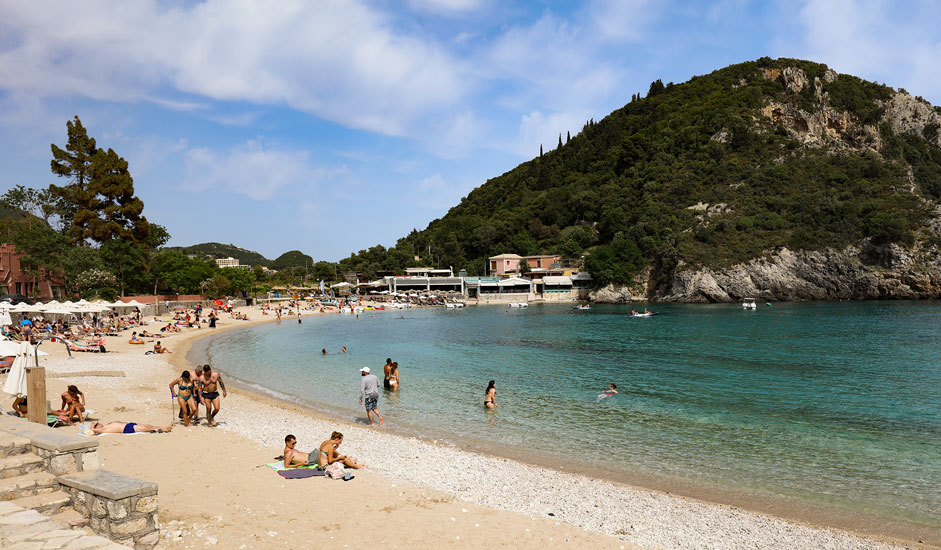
[201,301,940,527]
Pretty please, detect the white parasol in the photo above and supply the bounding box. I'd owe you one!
[0,302,12,326]
[0,340,49,357]
[2,341,33,397]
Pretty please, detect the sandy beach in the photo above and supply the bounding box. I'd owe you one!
[2,305,934,549]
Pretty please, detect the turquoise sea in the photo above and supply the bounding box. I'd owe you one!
[198,301,940,529]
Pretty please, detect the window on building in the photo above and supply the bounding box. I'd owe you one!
[15,282,22,294]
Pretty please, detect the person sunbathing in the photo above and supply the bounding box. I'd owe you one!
[89,421,172,434]
[11,396,27,417]
[317,432,366,469]
[153,341,171,354]
[60,385,85,425]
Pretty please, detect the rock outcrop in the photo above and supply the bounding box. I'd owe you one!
[591,242,941,303]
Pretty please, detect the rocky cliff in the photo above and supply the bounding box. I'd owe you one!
[591,65,941,304]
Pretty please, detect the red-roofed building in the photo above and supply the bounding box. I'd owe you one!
[0,243,65,299]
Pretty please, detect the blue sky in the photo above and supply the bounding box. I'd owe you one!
[1,0,939,261]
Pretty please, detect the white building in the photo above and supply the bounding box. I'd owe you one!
[215,257,240,268]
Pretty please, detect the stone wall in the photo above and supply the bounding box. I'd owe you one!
[60,470,159,550]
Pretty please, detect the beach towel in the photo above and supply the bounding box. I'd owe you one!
[278,469,325,479]
[265,461,319,470]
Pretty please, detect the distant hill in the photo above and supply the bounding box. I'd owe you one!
[271,250,314,270]
[166,242,270,266]
[336,57,941,301]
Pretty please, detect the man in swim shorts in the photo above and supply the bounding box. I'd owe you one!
[383,358,393,389]
[283,434,317,468]
[90,421,172,434]
[198,364,226,426]
[359,367,384,427]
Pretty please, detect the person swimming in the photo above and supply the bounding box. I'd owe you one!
[598,383,618,401]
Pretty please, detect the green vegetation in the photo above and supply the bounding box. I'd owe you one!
[1,118,256,299]
[337,57,938,285]
[164,242,270,266]
[271,250,314,270]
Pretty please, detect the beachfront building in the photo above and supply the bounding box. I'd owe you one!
[488,253,523,276]
[0,243,65,299]
[215,257,240,268]
[524,255,561,270]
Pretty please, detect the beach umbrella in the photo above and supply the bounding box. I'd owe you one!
[43,308,72,317]
[0,340,48,357]
[2,342,34,397]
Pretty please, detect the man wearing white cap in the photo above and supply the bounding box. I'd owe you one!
[359,367,384,427]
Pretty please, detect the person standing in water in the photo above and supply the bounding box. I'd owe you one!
[484,380,497,409]
[382,358,393,389]
[359,367,384,427]
[389,362,400,390]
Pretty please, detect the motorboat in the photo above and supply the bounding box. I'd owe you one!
[445,302,466,309]
[573,304,591,310]
[742,298,757,310]
[630,312,658,317]
[508,302,528,308]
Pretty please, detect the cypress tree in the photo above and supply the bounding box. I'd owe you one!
[539,144,543,157]
[566,131,571,143]
[558,133,563,148]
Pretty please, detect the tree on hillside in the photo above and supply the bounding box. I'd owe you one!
[49,116,97,232]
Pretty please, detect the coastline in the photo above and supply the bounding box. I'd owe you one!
[181,308,937,549]
[5,305,934,549]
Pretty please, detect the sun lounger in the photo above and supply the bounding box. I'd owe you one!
[67,339,104,352]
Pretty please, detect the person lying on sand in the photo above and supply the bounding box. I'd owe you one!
[283,434,317,468]
[89,421,172,434]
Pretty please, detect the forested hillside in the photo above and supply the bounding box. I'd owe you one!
[337,57,941,294]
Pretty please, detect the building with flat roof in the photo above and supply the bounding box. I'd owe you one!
[488,253,523,276]
[215,257,240,268]
[0,243,64,299]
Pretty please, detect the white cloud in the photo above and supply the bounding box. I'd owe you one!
[409,0,485,14]
[517,109,589,157]
[789,0,941,100]
[182,139,345,200]
[0,0,467,138]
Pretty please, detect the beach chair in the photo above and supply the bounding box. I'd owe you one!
[67,339,102,353]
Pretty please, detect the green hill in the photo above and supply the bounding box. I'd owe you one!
[166,242,270,266]
[338,57,941,288]
[271,250,314,270]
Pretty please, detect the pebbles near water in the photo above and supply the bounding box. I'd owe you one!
[45,353,913,550]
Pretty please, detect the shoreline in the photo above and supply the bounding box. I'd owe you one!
[182,308,938,548]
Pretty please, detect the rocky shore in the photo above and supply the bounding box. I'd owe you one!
[592,241,941,303]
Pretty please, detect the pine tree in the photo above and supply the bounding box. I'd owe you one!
[49,116,97,231]
[50,117,150,246]
[73,147,150,244]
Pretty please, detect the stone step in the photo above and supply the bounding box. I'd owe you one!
[10,489,71,516]
[49,507,88,528]
[0,452,44,479]
[0,434,31,458]
[0,471,58,501]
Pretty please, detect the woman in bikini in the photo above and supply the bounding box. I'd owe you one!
[318,431,366,469]
[169,370,198,426]
[484,380,497,409]
[389,362,400,390]
[60,385,86,425]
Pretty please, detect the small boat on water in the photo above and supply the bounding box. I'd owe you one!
[508,302,528,308]
[573,304,591,310]
[630,312,658,317]
[445,302,466,309]
[742,298,757,310]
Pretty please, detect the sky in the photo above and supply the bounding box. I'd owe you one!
[1,0,939,261]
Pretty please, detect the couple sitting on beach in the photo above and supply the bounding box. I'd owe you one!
[283,432,366,475]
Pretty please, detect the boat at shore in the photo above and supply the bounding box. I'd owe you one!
[508,302,528,308]
[573,304,591,310]
[743,297,757,310]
